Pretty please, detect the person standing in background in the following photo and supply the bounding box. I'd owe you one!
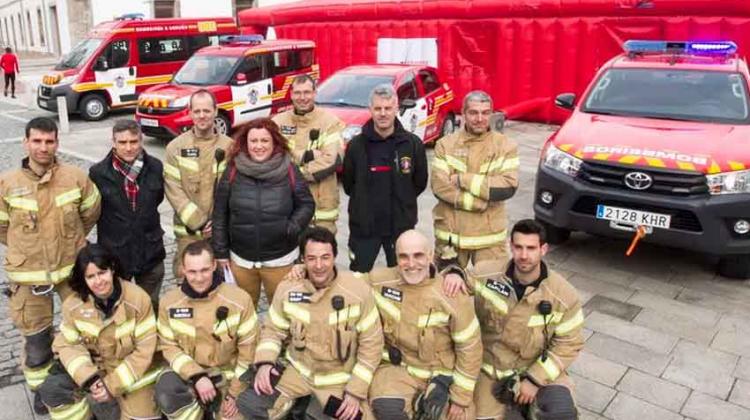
[0,47,19,98]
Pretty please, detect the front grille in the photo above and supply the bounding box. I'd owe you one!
[39,86,52,97]
[137,106,183,115]
[571,195,703,232]
[578,161,708,196]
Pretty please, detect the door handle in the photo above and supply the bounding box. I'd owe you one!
[129,67,135,76]
[267,85,272,94]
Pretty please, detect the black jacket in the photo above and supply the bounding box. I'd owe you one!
[212,160,315,262]
[89,151,166,277]
[343,119,428,237]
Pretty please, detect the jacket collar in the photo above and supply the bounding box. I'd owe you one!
[101,149,152,182]
[362,118,409,143]
[180,271,223,299]
[93,278,123,319]
[21,157,57,183]
[459,127,492,144]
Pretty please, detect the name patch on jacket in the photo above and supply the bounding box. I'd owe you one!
[169,308,194,319]
[288,291,312,303]
[486,279,511,297]
[7,186,31,197]
[381,287,402,302]
[281,125,297,136]
[181,148,199,158]
[399,156,412,174]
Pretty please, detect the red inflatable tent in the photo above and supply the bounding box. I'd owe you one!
[239,0,750,123]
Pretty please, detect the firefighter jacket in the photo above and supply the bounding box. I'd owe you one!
[0,159,101,286]
[54,280,158,397]
[157,275,258,397]
[255,269,383,400]
[163,130,233,238]
[468,260,584,386]
[368,267,482,408]
[273,107,344,224]
[432,129,519,251]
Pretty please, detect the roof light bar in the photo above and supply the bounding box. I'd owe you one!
[623,40,738,56]
[219,35,265,45]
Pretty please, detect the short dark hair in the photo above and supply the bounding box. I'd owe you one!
[182,240,215,262]
[189,89,217,109]
[510,219,547,245]
[291,74,316,90]
[25,117,58,139]
[69,243,125,302]
[4,47,11,53]
[299,226,337,257]
[112,119,142,139]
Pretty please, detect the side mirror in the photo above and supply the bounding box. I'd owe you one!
[555,93,576,110]
[490,112,506,133]
[399,98,417,115]
[233,73,247,86]
[94,57,109,72]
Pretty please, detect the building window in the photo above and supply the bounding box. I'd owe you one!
[17,13,24,47]
[154,0,176,18]
[37,8,45,46]
[235,0,254,14]
[26,11,33,47]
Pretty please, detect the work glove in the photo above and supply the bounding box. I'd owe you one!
[414,375,453,420]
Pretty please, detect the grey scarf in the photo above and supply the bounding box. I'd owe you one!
[233,152,290,182]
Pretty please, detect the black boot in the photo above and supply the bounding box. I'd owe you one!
[33,392,49,415]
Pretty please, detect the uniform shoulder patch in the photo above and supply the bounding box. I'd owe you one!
[381,286,402,302]
[181,148,199,158]
[288,291,312,303]
[169,308,194,319]
[486,279,512,298]
[281,125,297,136]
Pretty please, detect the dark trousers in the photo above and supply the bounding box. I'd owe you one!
[348,234,398,273]
[4,72,15,95]
[132,261,165,311]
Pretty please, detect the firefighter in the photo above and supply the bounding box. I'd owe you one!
[38,244,161,420]
[368,230,482,420]
[155,240,258,420]
[237,226,383,419]
[444,219,584,419]
[0,117,101,414]
[432,90,519,268]
[164,89,233,278]
[273,74,344,233]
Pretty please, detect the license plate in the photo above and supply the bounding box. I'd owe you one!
[596,205,671,229]
[139,118,158,128]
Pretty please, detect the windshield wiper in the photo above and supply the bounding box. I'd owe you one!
[316,101,366,108]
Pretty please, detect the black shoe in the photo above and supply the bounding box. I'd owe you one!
[11,95,15,98]
[33,392,48,415]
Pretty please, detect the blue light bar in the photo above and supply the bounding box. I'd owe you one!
[623,40,737,56]
[219,35,264,45]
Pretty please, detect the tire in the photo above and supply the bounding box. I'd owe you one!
[717,254,750,279]
[79,94,108,121]
[440,113,456,139]
[536,218,571,245]
[214,113,230,136]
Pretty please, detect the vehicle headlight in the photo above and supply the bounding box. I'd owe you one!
[59,75,77,85]
[543,145,582,177]
[706,170,750,194]
[341,125,362,142]
[171,96,190,108]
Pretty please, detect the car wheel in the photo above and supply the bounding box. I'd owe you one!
[536,218,571,244]
[80,94,108,121]
[717,254,750,279]
[440,113,456,139]
[214,113,230,136]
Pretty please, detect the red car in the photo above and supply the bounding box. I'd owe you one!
[316,64,455,145]
[534,40,750,278]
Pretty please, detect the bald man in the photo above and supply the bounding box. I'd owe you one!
[366,230,483,420]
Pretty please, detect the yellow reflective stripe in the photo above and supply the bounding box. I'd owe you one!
[500,156,520,172]
[432,157,450,172]
[48,398,90,420]
[124,367,164,393]
[315,208,339,221]
[213,161,227,175]
[461,192,475,210]
[453,317,480,343]
[74,320,102,337]
[528,312,564,327]
[169,319,196,337]
[173,224,203,238]
[286,354,312,377]
[67,355,93,377]
[175,400,202,420]
[24,361,52,388]
[352,363,374,384]
[176,156,200,172]
[269,305,291,330]
[314,371,351,387]
[481,156,520,173]
[537,356,561,381]
[234,362,250,379]
[79,188,100,211]
[237,313,258,337]
[556,309,584,335]
[318,132,341,147]
[135,316,157,339]
[179,202,199,223]
[257,340,281,354]
[373,292,401,322]
[453,370,476,392]
[0,210,9,222]
[172,353,195,374]
[283,302,311,324]
[445,155,467,172]
[115,319,135,339]
[481,363,516,380]
[328,304,361,325]
[406,365,453,380]
[115,362,136,388]
[7,263,74,285]
[418,311,450,328]
[158,320,176,340]
[54,188,81,207]
[435,229,507,250]
[4,197,38,211]
[60,323,80,343]
[356,307,380,332]
[214,313,241,336]
[164,163,182,180]
[470,174,485,197]
[476,282,509,314]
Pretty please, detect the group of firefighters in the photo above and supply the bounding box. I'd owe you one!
[0,74,585,420]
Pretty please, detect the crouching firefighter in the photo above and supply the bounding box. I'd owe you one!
[445,219,584,419]
[38,244,161,420]
[368,230,483,420]
[155,240,259,420]
[237,227,384,420]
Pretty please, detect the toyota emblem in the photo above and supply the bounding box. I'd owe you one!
[624,171,653,190]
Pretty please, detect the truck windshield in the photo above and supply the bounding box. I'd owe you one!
[583,68,750,124]
[173,55,239,86]
[55,38,103,70]
[317,74,395,108]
